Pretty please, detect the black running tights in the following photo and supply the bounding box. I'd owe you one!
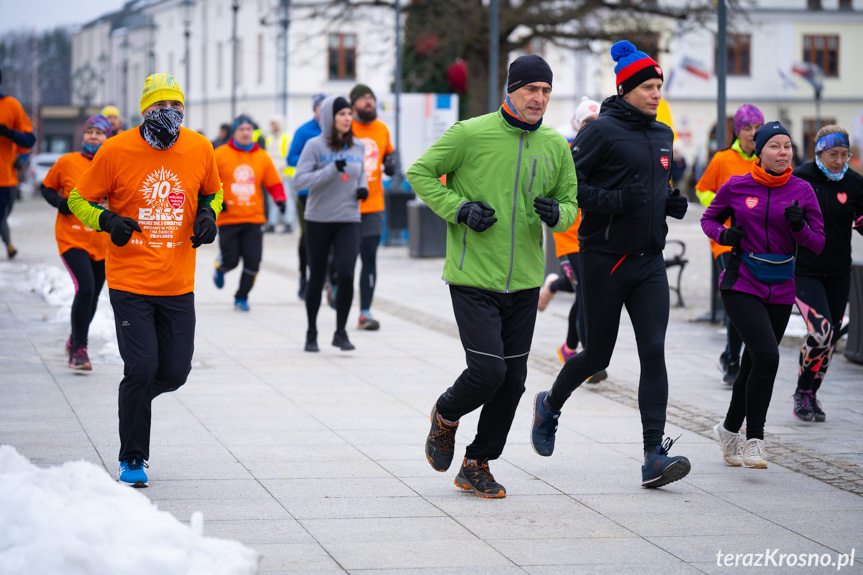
[61,248,106,348]
[304,221,359,333]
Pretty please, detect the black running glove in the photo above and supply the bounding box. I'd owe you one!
[457,201,497,232]
[382,153,397,177]
[719,225,745,248]
[190,206,217,248]
[58,198,73,216]
[276,200,286,214]
[533,196,560,227]
[99,210,142,247]
[334,158,347,172]
[666,188,688,220]
[784,200,805,232]
[621,183,647,213]
[356,187,369,201]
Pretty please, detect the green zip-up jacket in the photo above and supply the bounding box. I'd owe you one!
[406,109,578,292]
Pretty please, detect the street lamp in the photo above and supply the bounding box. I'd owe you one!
[121,36,131,121]
[182,0,194,125]
[231,0,239,120]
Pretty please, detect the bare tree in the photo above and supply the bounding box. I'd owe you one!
[0,28,72,108]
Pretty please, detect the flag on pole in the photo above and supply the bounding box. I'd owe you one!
[791,62,823,91]
[681,56,710,80]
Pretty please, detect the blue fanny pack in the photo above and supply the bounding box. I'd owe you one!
[741,253,795,285]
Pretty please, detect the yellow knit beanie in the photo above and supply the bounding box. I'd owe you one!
[140,73,184,114]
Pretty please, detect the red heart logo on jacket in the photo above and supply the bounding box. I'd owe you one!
[745,197,758,209]
[837,192,848,204]
[660,156,669,169]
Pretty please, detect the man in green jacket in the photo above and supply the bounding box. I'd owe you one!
[407,54,578,498]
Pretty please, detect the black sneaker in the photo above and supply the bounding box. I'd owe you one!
[332,329,355,351]
[586,369,608,384]
[425,404,458,471]
[454,458,506,498]
[717,352,729,375]
[642,436,691,488]
[530,391,560,457]
[722,360,739,385]
[305,330,319,353]
[811,392,826,422]
[793,389,815,422]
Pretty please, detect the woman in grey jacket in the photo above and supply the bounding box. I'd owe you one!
[294,95,367,352]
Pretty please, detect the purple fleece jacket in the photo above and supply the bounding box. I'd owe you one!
[701,173,825,304]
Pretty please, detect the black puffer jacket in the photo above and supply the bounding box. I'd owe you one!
[793,161,863,277]
[572,95,674,255]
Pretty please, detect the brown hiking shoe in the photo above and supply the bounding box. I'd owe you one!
[425,404,458,472]
[454,458,506,498]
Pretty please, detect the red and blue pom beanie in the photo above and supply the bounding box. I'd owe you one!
[611,41,663,96]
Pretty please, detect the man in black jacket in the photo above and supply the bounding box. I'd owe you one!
[531,41,691,488]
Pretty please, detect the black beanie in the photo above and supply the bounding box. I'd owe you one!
[332,96,351,117]
[350,84,375,104]
[754,121,791,157]
[506,55,553,93]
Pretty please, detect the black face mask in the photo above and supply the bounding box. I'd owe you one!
[140,107,184,150]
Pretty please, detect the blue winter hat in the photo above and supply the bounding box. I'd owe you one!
[611,40,663,96]
[312,93,327,111]
[754,121,791,157]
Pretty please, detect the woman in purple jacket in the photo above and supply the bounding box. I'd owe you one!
[701,122,825,469]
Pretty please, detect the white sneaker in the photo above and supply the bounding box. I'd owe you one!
[742,438,768,469]
[712,422,743,467]
[538,274,559,311]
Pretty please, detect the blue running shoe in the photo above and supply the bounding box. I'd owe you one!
[213,262,224,289]
[118,456,149,488]
[234,298,250,311]
[531,391,560,457]
[642,436,691,488]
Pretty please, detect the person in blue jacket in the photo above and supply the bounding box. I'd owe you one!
[288,93,326,299]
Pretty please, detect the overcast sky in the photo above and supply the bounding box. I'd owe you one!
[0,0,128,34]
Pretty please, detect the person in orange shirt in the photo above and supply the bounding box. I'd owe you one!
[537,99,607,383]
[213,114,286,311]
[350,84,396,330]
[41,114,112,370]
[68,73,223,488]
[0,66,37,259]
[696,104,763,385]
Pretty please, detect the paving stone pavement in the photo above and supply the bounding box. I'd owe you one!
[2,198,862,574]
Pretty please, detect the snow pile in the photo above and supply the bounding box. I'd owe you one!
[0,446,259,575]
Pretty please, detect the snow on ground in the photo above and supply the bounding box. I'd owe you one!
[0,446,259,575]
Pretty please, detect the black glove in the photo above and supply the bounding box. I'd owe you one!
[719,225,745,248]
[58,198,73,216]
[99,210,142,247]
[621,183,646,213]
[334,158,347,172]
[382,153,397,177]
[0,124,12,139]
[356,187,369,201]
[457,201,497,232]
[784,200,805,232]
[13,156,26,170]
[276,200,286,214]
[533,196,560,227]
[666,188,688,220]
[190,206,217,248]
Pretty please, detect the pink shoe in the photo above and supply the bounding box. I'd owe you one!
[538,274,558,311]
[557,343,577,364]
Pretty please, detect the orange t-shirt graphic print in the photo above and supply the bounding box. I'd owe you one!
[42,152,109,261]
[74,127,222,296]
[214,145,281,226]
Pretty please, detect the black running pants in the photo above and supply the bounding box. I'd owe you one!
[61,248,106,348]
[217,223,264,300]
[305,221,359,333]
[795,273,850,392]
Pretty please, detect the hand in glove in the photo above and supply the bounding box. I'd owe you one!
[621,183,646,213]
[99,210,142,247]
[533,196,560,227]
[0,124,12,140]
[356,187,369,201]
[382,153,397,177]
[190,206,217,248]
[719,225,745,248]
[58,198,73,216]
[334,158,347,172]
[666,188,688,220]
[276,200,286,215]
[457,201,497,232]
[784,200,805,232]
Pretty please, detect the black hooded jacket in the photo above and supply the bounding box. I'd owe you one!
[572,95,674,255]
[793,161,863,277]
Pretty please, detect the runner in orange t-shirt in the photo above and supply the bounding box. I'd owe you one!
[350,84,396,330]
[41,114,112,370]
[213,114,286,310]
[695,104,762,385]
[0,66,37,259]
[68,74,223,488]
